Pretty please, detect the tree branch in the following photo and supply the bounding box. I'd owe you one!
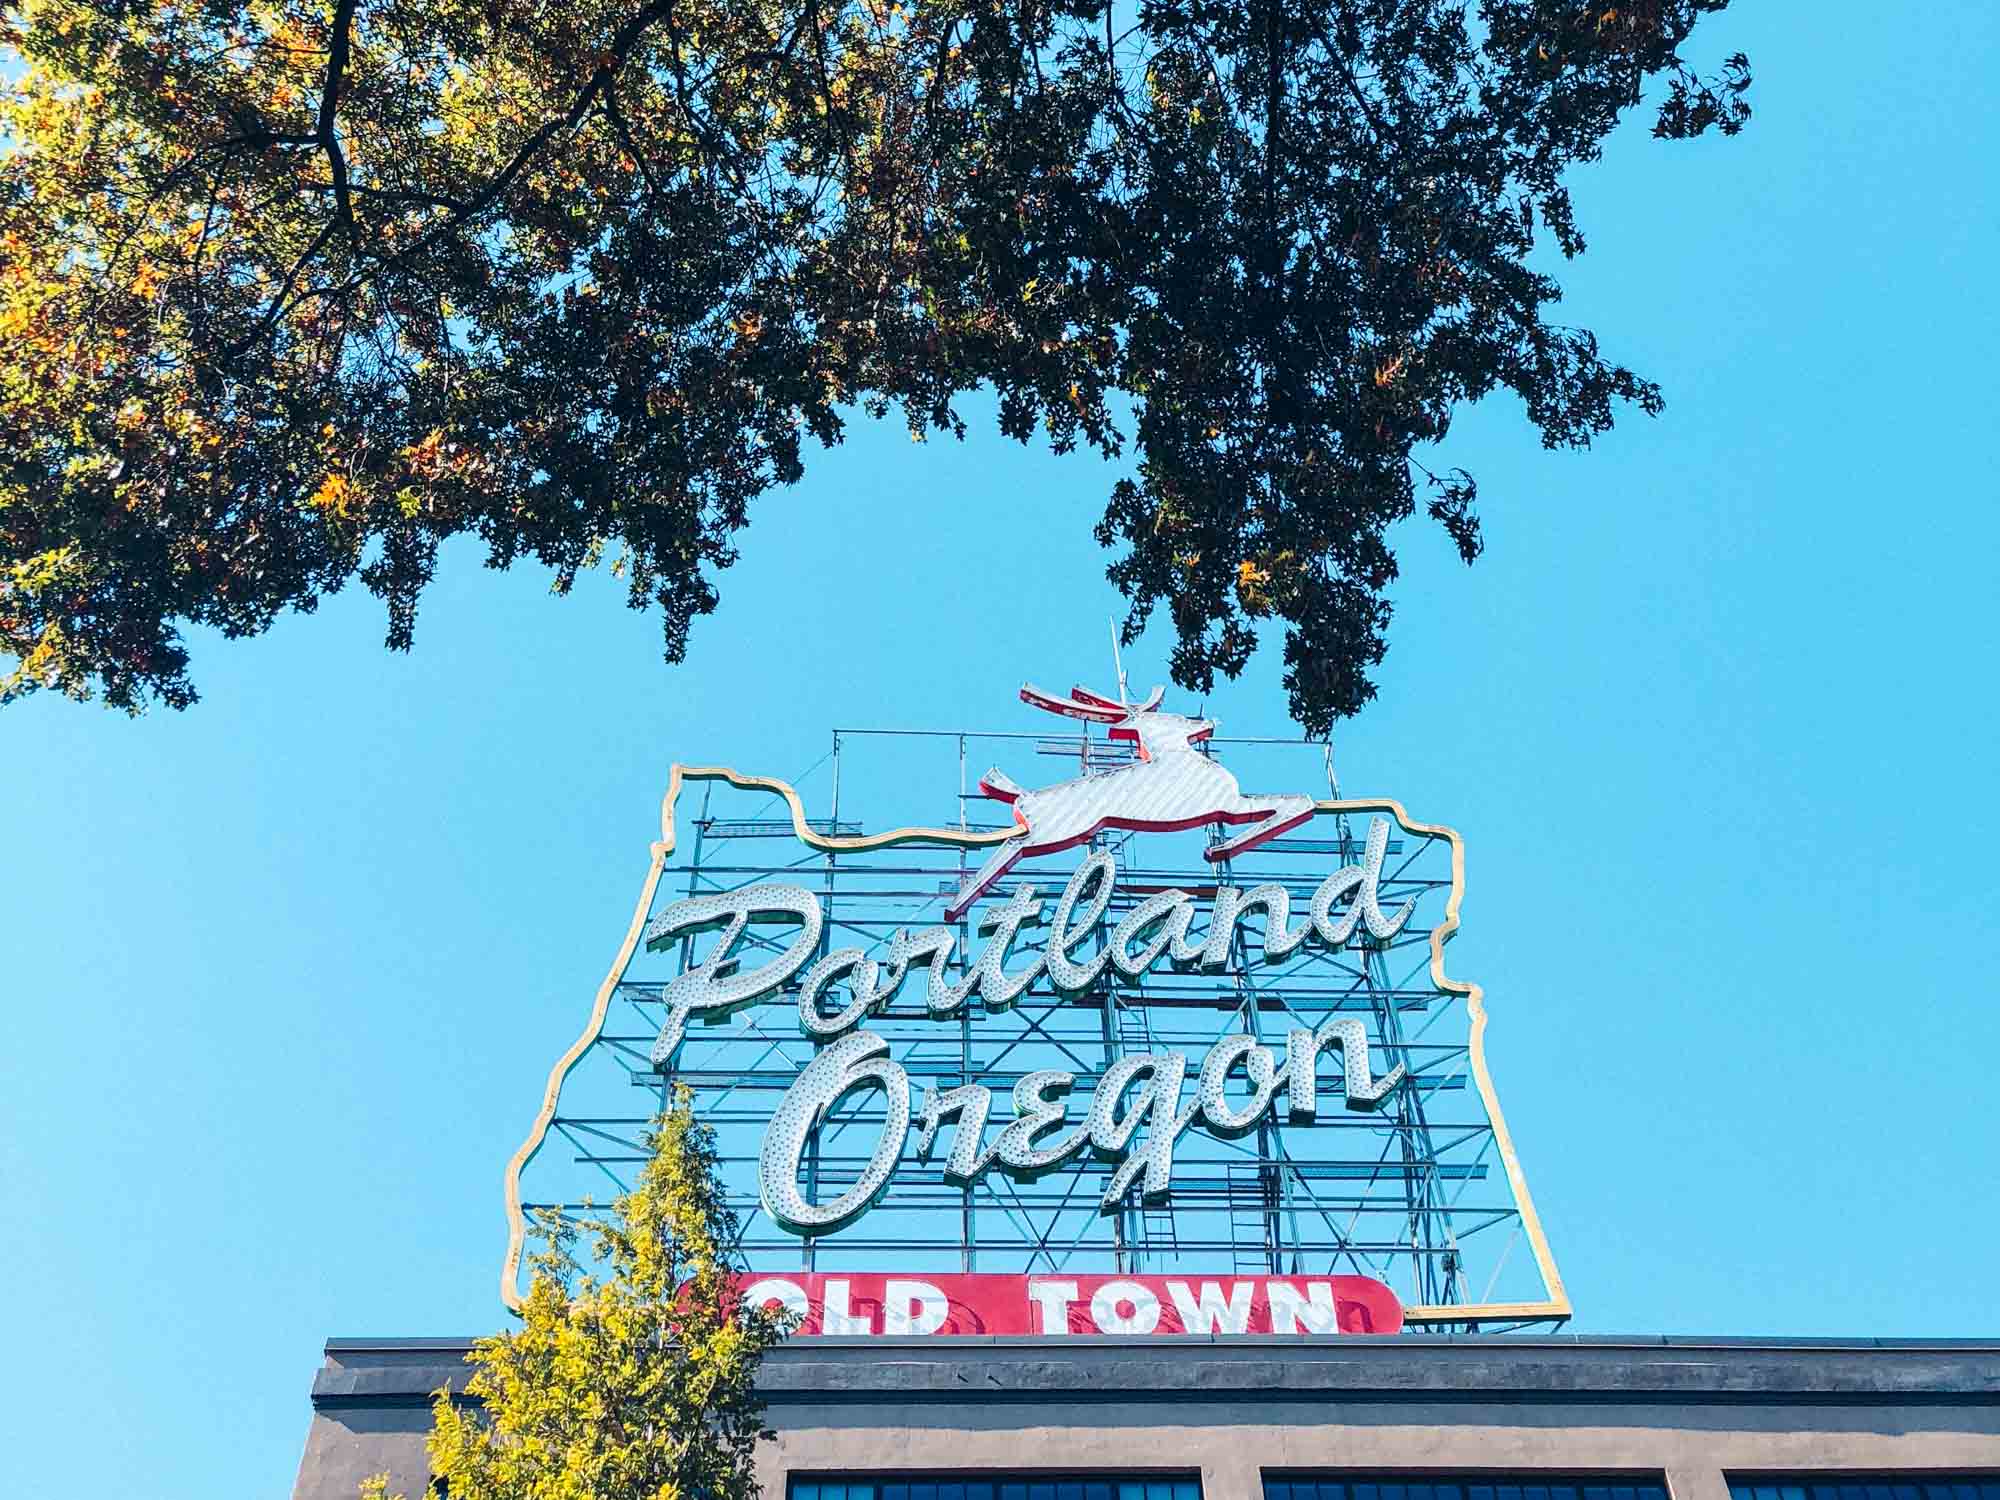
[319,0,362,243]
[603,83,664,199]
[227,0,676,360]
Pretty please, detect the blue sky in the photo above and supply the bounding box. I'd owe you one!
[5,5,1999,1497]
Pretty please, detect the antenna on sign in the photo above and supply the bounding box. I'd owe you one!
[1108,618,1130,707]
[1324,730,1353,849]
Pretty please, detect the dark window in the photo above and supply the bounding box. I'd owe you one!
[797,1477,1198,1500]
[1268,1478,1666,1500]
[1731,1479,2000,1500]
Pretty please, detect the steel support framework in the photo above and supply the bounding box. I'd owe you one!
[514,726,1566,1331]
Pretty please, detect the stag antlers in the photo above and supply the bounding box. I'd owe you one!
[1019,683,1165,722]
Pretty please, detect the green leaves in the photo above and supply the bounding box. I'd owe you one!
[0,0,1747,727]
[410,1096,786,1500]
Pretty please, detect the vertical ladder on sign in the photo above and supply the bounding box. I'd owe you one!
[1114,996,1152,1054]
[1139,1198,1178,1268]
[1227,1161,1275,1274]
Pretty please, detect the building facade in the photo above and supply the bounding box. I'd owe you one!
[292,1335,2000,1500]
[297,717,1998,1500]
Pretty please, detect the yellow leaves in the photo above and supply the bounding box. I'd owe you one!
[4,629,65,700]
[308,471,357,519]
[7,544,81,595]
[390,429,488,510]
[1235,550,1295,615]
[130,260,160,298]
[1,547,86,701]
[729,309,763,341]
[1236,558,1271,611]
[425,1096,780,1500]
[1373,350,1409,387]
[0,297,43,345]
[400,428,444,468]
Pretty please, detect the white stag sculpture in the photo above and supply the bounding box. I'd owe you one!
[945,683,1316,919]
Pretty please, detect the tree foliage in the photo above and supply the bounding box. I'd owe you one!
[0,0,1748,727]
[366,1098,787,1500]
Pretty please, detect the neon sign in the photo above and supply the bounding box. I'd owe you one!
[646,819,1416,1232]
[501,678,1575,1331]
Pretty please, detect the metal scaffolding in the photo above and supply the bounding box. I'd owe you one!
[517,723,1565,1332]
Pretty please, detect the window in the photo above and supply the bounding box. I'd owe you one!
[1732,1481,2000,1500]
[793,1477,1201,1500]
[1266,1479,1668,1500]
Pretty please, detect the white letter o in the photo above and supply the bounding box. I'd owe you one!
[741,1277,810,1322]
[1090,1279,1161,1334]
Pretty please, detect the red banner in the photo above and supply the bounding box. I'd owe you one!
[735,1270,1402,1337]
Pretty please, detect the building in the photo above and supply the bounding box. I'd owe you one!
[290,713,2000,1500]
[291,1334,2000,1500]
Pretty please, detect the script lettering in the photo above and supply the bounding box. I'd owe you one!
[759,1032,909,1231]
[640,831,1429,1235]
[646,884,822,1065]
[1197,1033,1283,1135]
[992,1070,1089,1175]
[764,1023,1407,1229]
[1044,853,1116,991]
[1100,1052,1200,1207]
[1108,889,1200,977]
[1284,1016,1407,1117]
[914,1081,995,1181]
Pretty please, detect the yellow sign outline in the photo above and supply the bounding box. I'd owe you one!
[501,763,1570,1326]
